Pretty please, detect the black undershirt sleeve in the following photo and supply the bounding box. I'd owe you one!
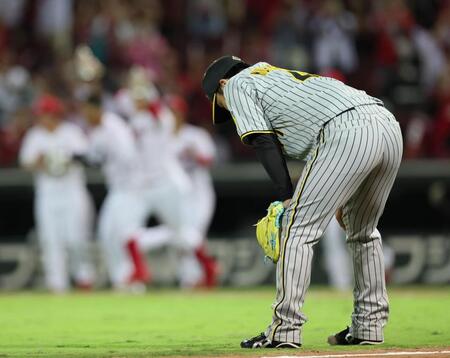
[247,133,293,201]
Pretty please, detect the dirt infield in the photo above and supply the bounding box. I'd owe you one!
[255,347,450,358]
[209,348,450,358]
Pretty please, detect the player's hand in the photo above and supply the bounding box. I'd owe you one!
[44,150,71,176]
[282,199,291,208]
[35,154,46,170]
[335,207,345,230]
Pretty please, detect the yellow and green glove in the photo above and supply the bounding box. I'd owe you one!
[255,201,285,263]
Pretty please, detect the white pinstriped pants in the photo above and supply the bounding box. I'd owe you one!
[267,104,403,344]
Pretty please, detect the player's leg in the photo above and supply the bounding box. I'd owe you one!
[322,217,352,290]
[125,187,173,284]
[192,179,216,236]
[154,183,204,286]
[341,118,403,343]
[189,180,218,287]
[35,196,69,292]
[121,191,152,286]
[133,226,173,251]
[66,188,95,288]
[98,192,134,287]
[266,119,386,345]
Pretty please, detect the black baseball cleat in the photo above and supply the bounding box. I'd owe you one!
[328,326,384,345]
[241,332,301,349]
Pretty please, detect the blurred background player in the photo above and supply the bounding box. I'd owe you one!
[126,81,216,288]
[1,0,446,294]
[80,94,149,290]
[72,45,105,102]
[19,94,94,293]
[134,95,218,287]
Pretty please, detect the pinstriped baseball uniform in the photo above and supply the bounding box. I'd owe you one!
[224,62,403,344]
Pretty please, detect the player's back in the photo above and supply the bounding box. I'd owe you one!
[20,122,88,195]
[226,62,383,159]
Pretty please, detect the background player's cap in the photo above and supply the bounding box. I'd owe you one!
[202,55,249,124]
[33,94,64,117]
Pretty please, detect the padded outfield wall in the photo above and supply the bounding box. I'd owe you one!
[0,160,449,289]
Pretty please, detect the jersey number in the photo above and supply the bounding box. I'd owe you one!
[250,64,318,82]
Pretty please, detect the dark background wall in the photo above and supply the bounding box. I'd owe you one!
[1,160,450,289]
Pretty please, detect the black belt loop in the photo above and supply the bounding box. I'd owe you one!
[323,106,355,128]
[336,106,356,117]
[323,102,385,129]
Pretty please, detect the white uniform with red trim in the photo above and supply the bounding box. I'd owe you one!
[86,111,145,288]
[19,122,94,292]
[129,106,203,248]
[133,122,216,286]
[175,124,216,235]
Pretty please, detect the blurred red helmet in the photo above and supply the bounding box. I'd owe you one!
[33,94,64,117]
[166,95,188,115]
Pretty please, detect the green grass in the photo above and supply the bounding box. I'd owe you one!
[0,287,449,357]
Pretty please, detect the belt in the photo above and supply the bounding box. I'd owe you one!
[323,102,385,127]
[337,102,384,117]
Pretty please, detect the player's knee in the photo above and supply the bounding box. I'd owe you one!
[346,228,381,243]
[283,226,323,247]
[175,227,203,250]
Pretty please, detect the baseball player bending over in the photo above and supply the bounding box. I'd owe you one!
[20,94,95,293]
[202,57,403,348]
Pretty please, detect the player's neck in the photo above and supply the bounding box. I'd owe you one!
[41,122,60,132]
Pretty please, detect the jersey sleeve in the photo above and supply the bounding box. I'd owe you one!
[86,129,108,164]
[129,111,154,133]
[191,128,216,166]
[68,124,89,155]
[19,130,40,168]
[159,105,176,135]
[224,76,274,144]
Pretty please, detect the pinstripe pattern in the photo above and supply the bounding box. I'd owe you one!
[222,61,402,345]
[224,62,383,159]
[265,104,402,344]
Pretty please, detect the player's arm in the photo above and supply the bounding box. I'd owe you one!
[335,207,345,229]
[71,153,102,168]
[19,131,45,172]
[224,78,292,206]
[247,133,293,206]
[21,154,45,172]
[78,129,108,167]
[67,124,101,167]
[224,77,274,143]
[69,124,89,157]
[191,129,216,167]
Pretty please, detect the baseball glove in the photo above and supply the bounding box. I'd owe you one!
[44,149,71,177]
[255,201,285,263]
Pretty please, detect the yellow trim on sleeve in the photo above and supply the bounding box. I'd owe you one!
[240,130,275,144]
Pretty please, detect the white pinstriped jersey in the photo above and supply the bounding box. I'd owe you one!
[223,62,383,160]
